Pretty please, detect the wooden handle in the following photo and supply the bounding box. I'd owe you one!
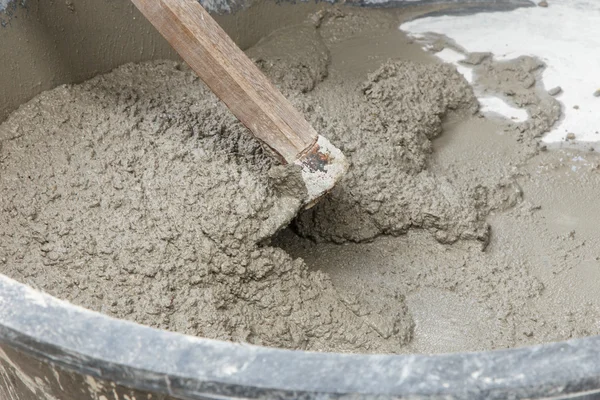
[130,0,319,163]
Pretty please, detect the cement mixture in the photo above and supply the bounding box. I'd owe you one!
[2,6,600,354]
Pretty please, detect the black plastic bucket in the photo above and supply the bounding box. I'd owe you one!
[2,275,600,399]
[5,1,598,399]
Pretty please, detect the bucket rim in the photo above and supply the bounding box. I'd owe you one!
[1,274,599,399]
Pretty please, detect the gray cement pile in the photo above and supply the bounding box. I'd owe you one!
[2,7,600,354]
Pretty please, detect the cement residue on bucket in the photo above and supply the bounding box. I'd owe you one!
[2,6,600,355]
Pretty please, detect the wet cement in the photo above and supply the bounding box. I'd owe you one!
[2,6,600,354]
[421,33,562,152]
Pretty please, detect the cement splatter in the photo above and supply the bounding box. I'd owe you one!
[401,0,600,146]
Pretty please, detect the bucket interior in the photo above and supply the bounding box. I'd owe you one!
[2,1,600,399]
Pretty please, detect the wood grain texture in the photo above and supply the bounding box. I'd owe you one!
[130,0,319,163]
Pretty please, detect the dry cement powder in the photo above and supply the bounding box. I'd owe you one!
[1,7,598,354]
